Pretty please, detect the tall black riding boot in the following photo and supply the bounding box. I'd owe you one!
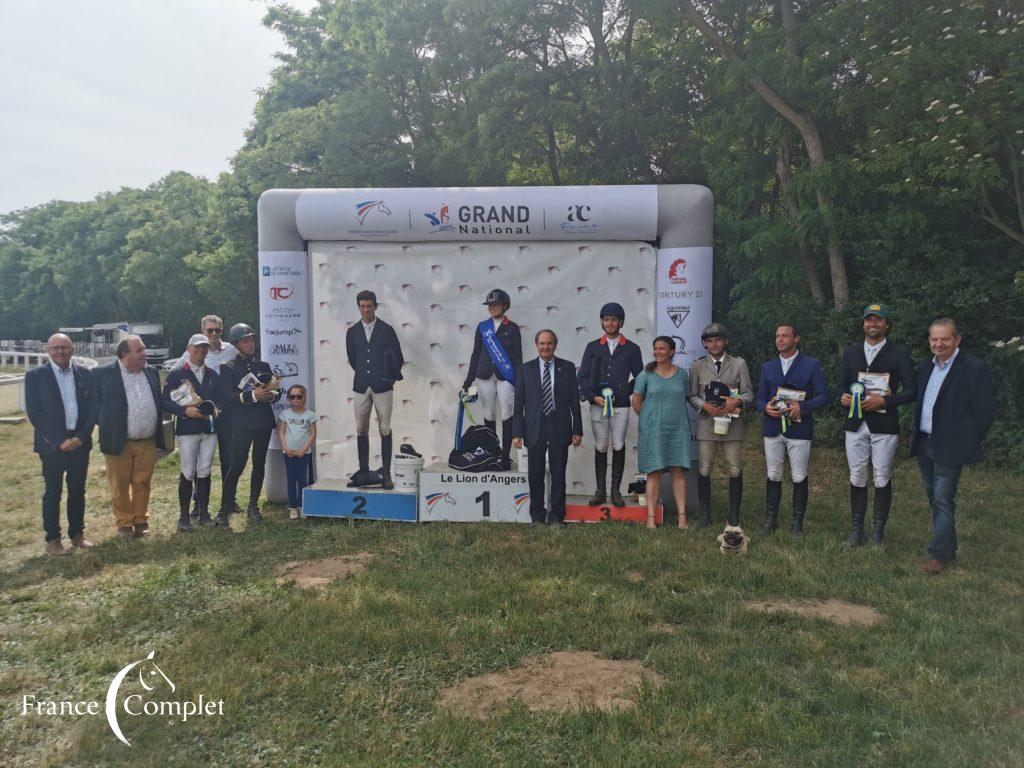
[195,476,213,527]
[357,434,370,472]
[501,417,514,461]
[871,481,893,546]
[728,472,743,527]
[696,474,712,528]
[610,449,626,507]
[177,474,193,533]
[843,484,868,548]
[763,480,782,533]
[791,478,808,537]
[484,419,497,437]
[381,433,394,489]
[589,451,608,506]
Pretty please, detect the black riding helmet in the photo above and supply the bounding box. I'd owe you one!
[228,323,256,344]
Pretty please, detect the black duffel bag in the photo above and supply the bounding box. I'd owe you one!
[448,425,511,472]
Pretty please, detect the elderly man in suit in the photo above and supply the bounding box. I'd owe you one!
[25,333,97,556]
[345,289,404,489]
[910,318,995,573]
[688,323,754,528]
[756,323,830,537]
[94,335,165,539]
[838,304,917,548]
[512,329,584,526]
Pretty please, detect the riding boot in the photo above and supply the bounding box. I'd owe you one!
[357,434,370,473]
[484,419,497,437]
[247,501,263,525]
[696,474,712,528]
[843,484,868,548]
[589,451,608,506]
[195,476,213,526]
[610,449,626,507]
[763,480,782,533]
[791,478,808,537]
[728,472,743,527]
[177,475,193,532]
[501,417,514,461]
[381,433,394,489]
[871,481,893,546]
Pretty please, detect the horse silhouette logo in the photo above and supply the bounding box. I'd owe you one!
[425,492,457,511]
[354,200,391,225]
[105,651,174,747]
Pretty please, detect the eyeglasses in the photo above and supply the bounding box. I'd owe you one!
[204,328,223,334]
[288,394,304,400]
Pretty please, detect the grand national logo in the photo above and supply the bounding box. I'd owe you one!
[354,200,392,225]
[457,204,531,235]
[667,258,687,285]
[424,203,455,233]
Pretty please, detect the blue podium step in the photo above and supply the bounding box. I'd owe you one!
[302,479,418,522]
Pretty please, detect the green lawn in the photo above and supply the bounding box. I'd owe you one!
[1,421,1021,767]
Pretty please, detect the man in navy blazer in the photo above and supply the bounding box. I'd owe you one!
[756,323,830,536]
[512,329,583,525]
[345,290,404,489]
[24,333,97,556]
[910,318,995,573]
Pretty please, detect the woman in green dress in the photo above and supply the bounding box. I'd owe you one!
[632,336,692,529]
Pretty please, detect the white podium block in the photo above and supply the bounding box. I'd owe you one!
[418,462,532,523]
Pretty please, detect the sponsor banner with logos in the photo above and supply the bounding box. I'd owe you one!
[294,186,658,242]
[258,250,310,445]
[654,247,712,372]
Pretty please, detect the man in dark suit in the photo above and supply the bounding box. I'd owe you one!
[93,335,166,539]
[910,318,995,573]
[512,329,584,525]
[837,304,917,548]
[756,323,830,537]
[345,290,404,488]
[25,333,97,556]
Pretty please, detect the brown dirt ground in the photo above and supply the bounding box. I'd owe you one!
[438,651,663,720]
[627,571,645,583]
[275,552,374,588]
[745,598,883,627]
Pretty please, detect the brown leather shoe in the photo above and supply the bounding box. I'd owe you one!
[44,539,69,557]
[920,558,947,574]
[70,535,94,549]
[117,527,134,540]
[132,523,149,539]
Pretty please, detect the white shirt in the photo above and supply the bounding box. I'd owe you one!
[864,338,886,367]
[49,361,78,431]
[606,336,619,355]
[189,363,206,386]
[119,362,158,441]
[362,320,376,342]
[172,342,237,372]
[920,348,960,435]
[492,317,502,332]
[780,351,799,376]
[538,358,556,412]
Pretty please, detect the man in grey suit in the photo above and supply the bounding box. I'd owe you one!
[687,323,754,528]
[25,333,97,556]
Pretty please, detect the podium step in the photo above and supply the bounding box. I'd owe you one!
[302,480,418,521]
[564,495,660,525]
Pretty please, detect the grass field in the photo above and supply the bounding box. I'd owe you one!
[1,421,1022,767]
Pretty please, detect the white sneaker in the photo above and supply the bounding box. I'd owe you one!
[289,507,300,520]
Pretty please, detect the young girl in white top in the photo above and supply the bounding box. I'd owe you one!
[277,385,317,519]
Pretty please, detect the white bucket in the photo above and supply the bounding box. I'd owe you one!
[392,455,424,492]
[515,446,529,471]
[713,416,731,435]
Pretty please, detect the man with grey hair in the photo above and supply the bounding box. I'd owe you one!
[94,335,165,538]
[910,318,995,573]
[171,314,238,513]
[25,333,97,555]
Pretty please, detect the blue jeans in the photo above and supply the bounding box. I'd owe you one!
[284,453,312,508]
[916,436,962,562]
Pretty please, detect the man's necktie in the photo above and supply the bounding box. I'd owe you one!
[715,359,722,374]
[542,361,554,416]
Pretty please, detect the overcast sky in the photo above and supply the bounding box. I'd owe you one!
[0,0,318,216]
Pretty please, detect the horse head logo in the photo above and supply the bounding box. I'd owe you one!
[105,651,175,747]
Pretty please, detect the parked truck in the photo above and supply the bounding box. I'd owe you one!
[58,321,170,364]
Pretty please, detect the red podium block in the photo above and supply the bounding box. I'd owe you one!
[563,495,662,525]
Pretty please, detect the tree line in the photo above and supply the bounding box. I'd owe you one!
[1,0,1021,460]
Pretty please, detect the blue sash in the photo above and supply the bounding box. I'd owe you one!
[479,318,515,384]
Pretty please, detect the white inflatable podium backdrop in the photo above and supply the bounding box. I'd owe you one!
[257,185,713,513]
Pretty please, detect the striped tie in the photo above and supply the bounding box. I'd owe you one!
[542,361,554,415]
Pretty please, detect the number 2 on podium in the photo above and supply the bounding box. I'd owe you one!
[475,491,490,517]
[351,495,367,515]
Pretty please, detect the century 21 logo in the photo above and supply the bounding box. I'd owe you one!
[269,284,294,301]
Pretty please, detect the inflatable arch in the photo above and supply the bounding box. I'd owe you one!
[257,185,713,504]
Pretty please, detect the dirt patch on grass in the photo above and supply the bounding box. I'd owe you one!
[627,571,645,583]
[746,598,882,627]
[438,651,662,720]
[650,622,679,634]
[275,552,374,588]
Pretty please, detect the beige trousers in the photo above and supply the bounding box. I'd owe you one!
[105,438,157,528]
